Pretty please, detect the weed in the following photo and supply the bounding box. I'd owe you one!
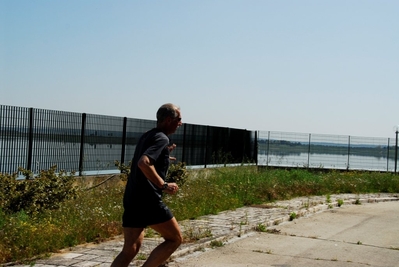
[303,198,310,209]
[289,212,297,221]
[326,194,331,203]
[240,211,249,225]
[253,249,272,254]
[266,228,281,234]
[145,228,158,238]
[229,221,235,231]
[337,199,344,207]
[181,223,212,242]
[210,240,224,248]
[254,223,267,232]
[136,253,147,260]
[194,246,206,252]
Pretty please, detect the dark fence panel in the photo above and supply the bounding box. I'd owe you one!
[0,106,30,174]
[30,108,82,174]
[171,124,255,166]
[80,114,125,175]
[170,124,204,166]
[182,124,209,166]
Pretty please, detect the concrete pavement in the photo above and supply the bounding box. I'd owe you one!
[171,200,399,267]
[7,193,399,267]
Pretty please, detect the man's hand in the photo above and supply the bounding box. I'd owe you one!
[163,182,179,195]
[168,144,177,161]
[168,144,177,152]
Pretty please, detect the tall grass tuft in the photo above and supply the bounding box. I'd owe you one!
[1,166,398,264]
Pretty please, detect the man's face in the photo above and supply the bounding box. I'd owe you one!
[167,111,182,135]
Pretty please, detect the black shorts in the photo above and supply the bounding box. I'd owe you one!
[122,201,174,228]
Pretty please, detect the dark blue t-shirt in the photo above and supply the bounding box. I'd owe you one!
[123,128,170,209]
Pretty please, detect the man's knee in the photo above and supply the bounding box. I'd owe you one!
[150,218,183,246]
[176,232,183,245]
[122,228,144,252]
[131,238,143,251]
[165,231,183,249]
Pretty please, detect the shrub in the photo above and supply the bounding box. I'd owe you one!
[165,162,189,186]
[114,160,131,181]
[0,166,78,215]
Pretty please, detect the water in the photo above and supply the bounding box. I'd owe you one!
[258,153,396,172]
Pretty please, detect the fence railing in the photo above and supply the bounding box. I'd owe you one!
[0,105,256,176]
[257,131,397,172]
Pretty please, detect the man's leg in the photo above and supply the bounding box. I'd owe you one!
[142,217,183,267]
[111,227,144,267]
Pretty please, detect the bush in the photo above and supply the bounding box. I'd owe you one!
[0,166,78,215]
[165,162,189,186]
[114,160,131,181]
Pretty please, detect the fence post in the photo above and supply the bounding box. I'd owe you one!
[182,124,187,164]
[387,138,390,172]
[254,131,258,165]
[307,134,311,168]
[395,130,398,174]
[347,136,351,170]
[267,131,270,167]
[26,107,34,175]
[241,130,246,163]
[121,117,127,166]
[204,126,209,168]
[79,113,86,176]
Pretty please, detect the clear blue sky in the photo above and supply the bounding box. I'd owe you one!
[1,1,398,138]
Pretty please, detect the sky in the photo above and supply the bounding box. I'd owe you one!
[1,1,398,138]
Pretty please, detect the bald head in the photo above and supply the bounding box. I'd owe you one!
[156,103,180,124]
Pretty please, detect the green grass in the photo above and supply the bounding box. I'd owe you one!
[1,166,398,264]
[289,212,297,221]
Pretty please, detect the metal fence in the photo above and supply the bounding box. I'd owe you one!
[258,131,398,172]
[0,105,256,176]
[1,105,398,175]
